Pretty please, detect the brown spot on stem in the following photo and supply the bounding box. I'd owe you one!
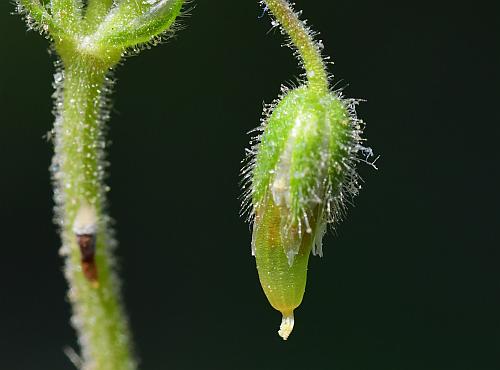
[76,234,98,287]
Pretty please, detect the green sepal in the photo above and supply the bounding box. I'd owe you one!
[252,86,353,248]
[94,0,184,50]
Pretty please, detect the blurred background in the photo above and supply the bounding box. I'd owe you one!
[0,1,499,369]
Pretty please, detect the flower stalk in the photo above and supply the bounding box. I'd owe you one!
[263,0,328,92]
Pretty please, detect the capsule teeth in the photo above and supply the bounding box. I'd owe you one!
[278,312,295,340]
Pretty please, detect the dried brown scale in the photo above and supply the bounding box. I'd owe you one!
[76,234,98,285]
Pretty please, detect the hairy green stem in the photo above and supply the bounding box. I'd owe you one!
[51,0,80,32]
[263,0,328,92]
[16,0,185,365]
[53,56,136,370]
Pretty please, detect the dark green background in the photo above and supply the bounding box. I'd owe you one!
[1,1,499,369]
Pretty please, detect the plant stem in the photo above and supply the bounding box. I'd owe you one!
[85,0,114,31]
[263,0,329,92]
[53,56,136,370]
[50,0,80,32]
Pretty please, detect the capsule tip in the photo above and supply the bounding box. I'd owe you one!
[278,312,295,340]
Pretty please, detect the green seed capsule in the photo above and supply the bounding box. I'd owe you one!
[244,85,365,339]
[253,197,318,340]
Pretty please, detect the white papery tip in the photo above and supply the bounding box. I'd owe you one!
[73,202,97,236]
[278,312,295,340]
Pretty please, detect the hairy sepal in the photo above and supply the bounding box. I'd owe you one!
[247,86,361,261]
[94,0,185,50]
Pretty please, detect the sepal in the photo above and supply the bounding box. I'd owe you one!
[94,0,184,50]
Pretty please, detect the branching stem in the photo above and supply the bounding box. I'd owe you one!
[263,0,328,92]
[16,0,185,367]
